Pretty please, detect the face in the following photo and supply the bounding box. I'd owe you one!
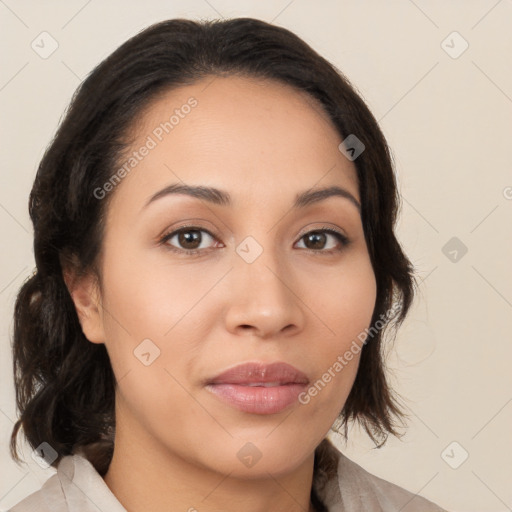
[76,76,376,478]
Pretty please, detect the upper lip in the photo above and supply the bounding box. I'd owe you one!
[207,362,309,386]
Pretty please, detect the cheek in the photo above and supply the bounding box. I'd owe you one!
[99,242,225,346]
[297,253,376,412]
[96,244,230,415]
[97,253,207,433]
[308,250,377,345]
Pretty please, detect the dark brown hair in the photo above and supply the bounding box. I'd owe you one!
[11,17,416,503]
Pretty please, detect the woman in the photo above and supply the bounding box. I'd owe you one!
[9,17,448,512]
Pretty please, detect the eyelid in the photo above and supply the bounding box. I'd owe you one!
[295,223,347,240]
[158,219,221,242]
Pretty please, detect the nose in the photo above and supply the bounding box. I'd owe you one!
[224,248,305,339]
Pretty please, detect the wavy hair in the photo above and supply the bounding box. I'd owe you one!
[11,17,416,500]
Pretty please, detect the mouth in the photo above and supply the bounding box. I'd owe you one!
[205,362,309,415]
[243,382,292,387]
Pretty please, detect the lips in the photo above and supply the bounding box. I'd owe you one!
[205,362,309,415]
[208,362,309,385]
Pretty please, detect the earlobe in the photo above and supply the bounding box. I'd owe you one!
[62,265,106,345]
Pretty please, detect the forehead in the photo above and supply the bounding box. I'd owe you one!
[111,75,359,209]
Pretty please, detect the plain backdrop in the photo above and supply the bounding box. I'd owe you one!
[1,1,511,511]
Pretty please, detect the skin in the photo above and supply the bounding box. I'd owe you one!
[67,75,377,512]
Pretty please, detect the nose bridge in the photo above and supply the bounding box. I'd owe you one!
[238,242,287,301]
[224,233,304,337]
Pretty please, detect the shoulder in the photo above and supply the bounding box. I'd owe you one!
[8,455,125,512]
[8,462,67,512]
[315,439,449,512]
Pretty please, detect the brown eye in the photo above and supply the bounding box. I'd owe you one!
[304,231,327,249]
[161,228,217,253]
[296,229,349,252]
[177,230,202,249]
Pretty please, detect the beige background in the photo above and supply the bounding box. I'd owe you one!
[1,1,511,511]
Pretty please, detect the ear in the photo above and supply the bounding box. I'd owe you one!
[62,261,106,345]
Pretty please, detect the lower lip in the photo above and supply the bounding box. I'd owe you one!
[206,383,307,414]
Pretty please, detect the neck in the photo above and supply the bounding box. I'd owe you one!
[104,415,317,512]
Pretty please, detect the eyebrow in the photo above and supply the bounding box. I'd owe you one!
[143,183,361,212]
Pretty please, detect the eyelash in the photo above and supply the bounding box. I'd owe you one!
[158,225,350,256]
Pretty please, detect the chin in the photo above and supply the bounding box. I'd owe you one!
[191,429,321,479]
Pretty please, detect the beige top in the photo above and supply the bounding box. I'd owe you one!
[9,442,448,512]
